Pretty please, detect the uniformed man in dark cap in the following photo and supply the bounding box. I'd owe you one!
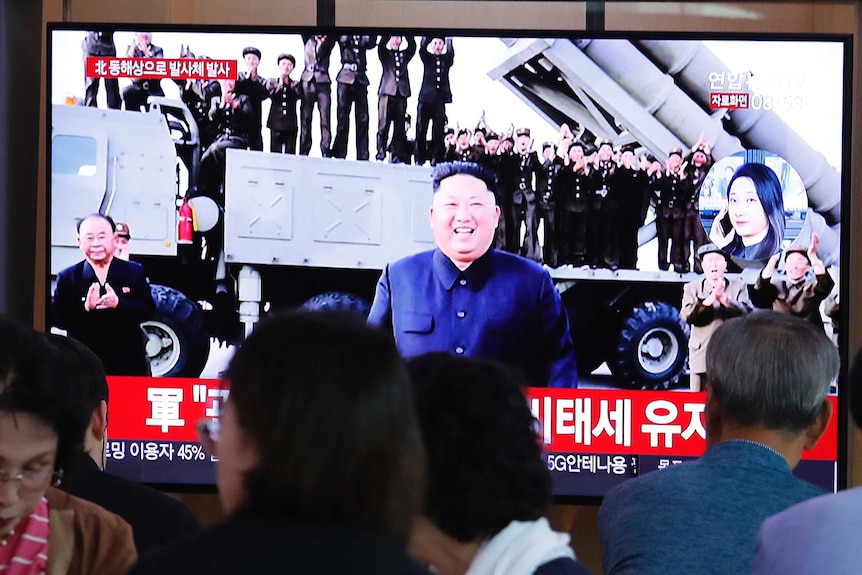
[683,143,713,272]
[377,35,416,162]
[113,222,132,261]
[266,53,301,154]
[557,141,592,266]
[331,34,377,160]
[442,126,457,162]
[393,113,415,164]
[299,34,336,157]
[680,243,752,390]
[492,132,518,252]
[416,37,454,166]
[236,46,269,151]
[447,127,482,163]
[590,138,618,268]
[483,131,500,160]
[612,143,649,269]
[750,234,834,332]
[511,128,542,262]
[82,29,121,109]
[122,32,165,112]
[537,141,562,267]
[659,147,690,272]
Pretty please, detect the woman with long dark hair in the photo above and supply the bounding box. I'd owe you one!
[710,162,786,261]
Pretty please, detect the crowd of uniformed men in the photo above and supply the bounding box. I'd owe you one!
[84,30,716,273]
[440,123,715,272]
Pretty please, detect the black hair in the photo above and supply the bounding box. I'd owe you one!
[408,352,551,542]
[725,162,786,261]
[431,161,498,195]
[0,316,83,472]
[75,213,116,233]
[224,310,425,545]
[44,335,109,442]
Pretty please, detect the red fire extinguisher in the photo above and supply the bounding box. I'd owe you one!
[178,197,194,244]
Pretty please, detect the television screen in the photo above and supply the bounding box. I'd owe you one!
[47,25,848,498]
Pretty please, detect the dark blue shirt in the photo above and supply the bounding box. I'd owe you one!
[367,248,578,387]
[599,440,826,575]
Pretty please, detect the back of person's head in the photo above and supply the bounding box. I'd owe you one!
[408,352,551,542]
[44,334,109,443]
[224,310,425,544]
[0,316,81,472]
[705,310,838,432]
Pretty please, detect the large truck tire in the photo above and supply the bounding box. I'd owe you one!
[143,284,210,377]
[300,291,372,318]
[610,301,689,390]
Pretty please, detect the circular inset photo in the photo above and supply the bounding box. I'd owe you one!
[699,150,807,262]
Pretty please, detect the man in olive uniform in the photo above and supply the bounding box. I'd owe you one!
[750,235,834,332]
[680,243,752,391]
[660,147,690,272]
[683,144,713,273]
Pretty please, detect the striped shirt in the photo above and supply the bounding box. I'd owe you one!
[0,497,50,575]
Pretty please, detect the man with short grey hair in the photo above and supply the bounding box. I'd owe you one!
[751,347,861,574]
[600,310,837,575]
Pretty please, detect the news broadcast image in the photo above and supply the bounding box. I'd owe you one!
[48,27,846,496]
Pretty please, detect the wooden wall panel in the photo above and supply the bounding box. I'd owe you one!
[606,2,855,34]
[334,1,587,30]
[65,0,316,26]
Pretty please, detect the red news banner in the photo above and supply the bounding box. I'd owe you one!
[108,377,838,462]
[85,57,237,81]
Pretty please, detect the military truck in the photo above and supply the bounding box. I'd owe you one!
[50,37,841,389]
[50,97,694,389]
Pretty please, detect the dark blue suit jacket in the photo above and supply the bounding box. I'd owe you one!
[53,257,155,375]
[368,248,578,387]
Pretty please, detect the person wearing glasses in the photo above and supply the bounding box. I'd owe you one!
[0,315,136,574]
[130,310,429,575]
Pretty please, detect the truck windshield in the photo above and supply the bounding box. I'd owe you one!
[52,135,97,177]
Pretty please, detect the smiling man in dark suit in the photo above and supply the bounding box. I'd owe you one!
[53,213,155,376]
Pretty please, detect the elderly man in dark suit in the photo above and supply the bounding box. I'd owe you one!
[53,214,155,376]
[299,34,336,157]
[330,35,377,160]
[376,35,416,162]
[415,37,454,166]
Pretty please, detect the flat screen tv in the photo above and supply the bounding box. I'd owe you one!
[47,24,849,499]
